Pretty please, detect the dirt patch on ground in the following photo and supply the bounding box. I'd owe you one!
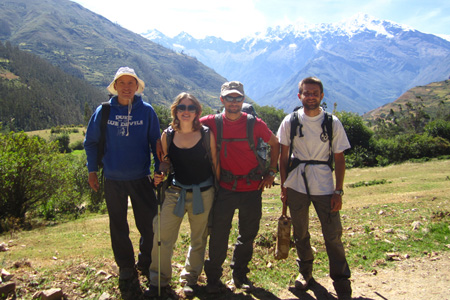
[2,252,449,299]
[277,252,450,300]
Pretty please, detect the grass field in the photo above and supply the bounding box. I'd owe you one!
[26,126,86,145]
[1,159,449,299]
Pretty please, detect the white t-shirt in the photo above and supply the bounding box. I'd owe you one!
[277,109,351,195]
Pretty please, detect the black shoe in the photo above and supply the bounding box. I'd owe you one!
[143,285,162,299]
[119,276,142,300]
[183,284,198,297]
[119,267,138,280]
[294,274,314,290]
[135,263,149,277]
[233,276,254,292]
[206,280,227,294]
[333,279,352,300]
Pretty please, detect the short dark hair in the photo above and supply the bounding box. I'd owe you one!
[298,77,323,94]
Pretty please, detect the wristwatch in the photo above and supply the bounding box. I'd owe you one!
[267,167,277,177]
[334,190,344,196]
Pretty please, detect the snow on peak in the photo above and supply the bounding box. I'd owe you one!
[246,13,414,43]
[334,13,411,38]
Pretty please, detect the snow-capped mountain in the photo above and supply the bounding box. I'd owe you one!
[142,14,450,114]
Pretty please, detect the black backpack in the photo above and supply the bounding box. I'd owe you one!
[287,108,334,174]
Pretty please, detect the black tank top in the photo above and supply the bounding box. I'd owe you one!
[168,135,212,185]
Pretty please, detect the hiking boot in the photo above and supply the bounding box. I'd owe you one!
[183,284,198,297]
[143,285,173,299]
[206,280,227,294]
[233,275,255,292]
[294,273,314,290]
[143,285,158,299]
[136,263,149,277]
[118,275,142,300]
[333,279,352,300]
[119,267,138,280]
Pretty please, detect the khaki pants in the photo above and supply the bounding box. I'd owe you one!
[149,186,214,287]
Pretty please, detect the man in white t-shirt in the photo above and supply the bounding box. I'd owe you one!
[277,76,352,300]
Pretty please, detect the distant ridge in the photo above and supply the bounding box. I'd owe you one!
[143,13,450,114]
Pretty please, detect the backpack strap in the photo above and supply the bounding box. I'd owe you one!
[97,102,111,168]
[287,110,334,174]
[214,113,265,190]
[322,112,334,170]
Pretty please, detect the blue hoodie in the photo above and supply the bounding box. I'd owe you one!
[84,95,161,180]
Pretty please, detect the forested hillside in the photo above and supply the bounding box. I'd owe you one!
[0,41,106,131]
[0,0,226,109]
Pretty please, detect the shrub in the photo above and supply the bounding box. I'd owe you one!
[0,132,89,232]
[425,119,450,141]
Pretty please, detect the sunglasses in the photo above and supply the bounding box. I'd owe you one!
[177,104,197,113]
[223,95,244,103]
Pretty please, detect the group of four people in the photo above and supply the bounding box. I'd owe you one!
[84,67,352,300]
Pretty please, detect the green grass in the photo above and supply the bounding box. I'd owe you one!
[1,159,449,299]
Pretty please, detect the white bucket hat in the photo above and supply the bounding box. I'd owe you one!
[107,67,145,95]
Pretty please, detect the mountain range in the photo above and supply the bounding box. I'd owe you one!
[0,0,226,109]
[143,14,450,114]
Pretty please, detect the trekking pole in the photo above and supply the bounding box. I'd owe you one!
[156,178,162,297]
[155,160,170,297]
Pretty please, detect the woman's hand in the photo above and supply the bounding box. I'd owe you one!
[153,172,165,187]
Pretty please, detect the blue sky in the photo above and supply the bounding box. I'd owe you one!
[71,0,450,41]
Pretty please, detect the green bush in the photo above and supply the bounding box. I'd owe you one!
[70,140,84,151]
[0,131,89,232]
[373,134,450,165]
[425,119,450,141]
[51,133,71,153]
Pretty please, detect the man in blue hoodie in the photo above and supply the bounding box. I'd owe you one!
[84,67,161,292]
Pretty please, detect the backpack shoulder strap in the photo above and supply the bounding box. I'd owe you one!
[288,109,300,166]
[214,113,223,152]
[200,125,219,181]
[201,125,212,162]
[163,126,175,152]
[98,102,111,168]
[322,112,334,169]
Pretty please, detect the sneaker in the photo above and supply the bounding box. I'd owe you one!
[206,280,227,294]
[294,274,314,290]
[183,284,198,297]
[233,276,255,292]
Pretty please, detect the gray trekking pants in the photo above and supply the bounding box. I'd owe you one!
[286,188,351,281]
[204,187,262,282]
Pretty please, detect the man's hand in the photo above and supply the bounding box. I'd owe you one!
[331,193,343,212]
[258,173,275,191]
[88,172,99,192]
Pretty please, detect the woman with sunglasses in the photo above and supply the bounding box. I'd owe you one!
[146,92,219,298]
